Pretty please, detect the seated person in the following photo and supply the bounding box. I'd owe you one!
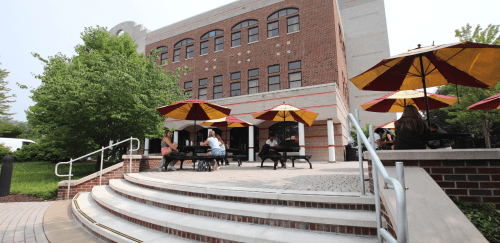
[393,105,431,150]
[368,128,394,150]
[428,123,452,149]
[201,130,224,170]
[216,134,228,165]
[266,134,285,168]
[159,129,179,171]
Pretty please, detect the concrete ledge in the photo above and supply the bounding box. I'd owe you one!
[364,149,500,161]
[378,167,488,243]
[122,155,143,159]
[58,162,124,187]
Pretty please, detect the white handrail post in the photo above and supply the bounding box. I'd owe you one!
[371,125,382,243]
[129,136,133,173]
[100,146,104,185]
[355,109,365,195]
[397,162,409,243]
[67,158,73,200]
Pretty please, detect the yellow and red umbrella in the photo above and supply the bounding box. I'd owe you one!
[201,116,252,144]
[361,90,457,113]
[467,93,500,110]
[156,99,231,143]
[252,104,319,145]
[376,121,396,130]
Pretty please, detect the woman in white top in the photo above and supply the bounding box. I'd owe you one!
[201,130,224,170]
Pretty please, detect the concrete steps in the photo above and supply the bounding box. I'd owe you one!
[91,185,377,243]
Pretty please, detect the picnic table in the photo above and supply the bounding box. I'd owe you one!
[163,145,223,170]
[219,148,246,167]
[259,146,312,170]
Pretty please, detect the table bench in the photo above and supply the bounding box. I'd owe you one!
[162,154,225,171]
[259,154,313,170]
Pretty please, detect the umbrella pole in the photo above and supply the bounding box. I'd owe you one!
[419,54,432,128]
[194,104,197,145]
[454,67,460,104]
[226,126,228,147]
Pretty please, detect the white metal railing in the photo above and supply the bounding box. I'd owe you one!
[55,137,140,200]
[346,110,409,243]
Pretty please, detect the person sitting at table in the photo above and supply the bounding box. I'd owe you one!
[266,134,285,168]
[216,134,228,165]
[201,130,224,170]
[428,123,452,149]
[393,105,431,150]
[159,129,179,171]
[368,128,394,150]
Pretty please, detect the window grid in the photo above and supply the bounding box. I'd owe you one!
[248,68,259,78]
[287,16,300,33]
[268,76,280,91]
[199,78,207,86]
[174,39,194,48]
[268,21,279,38]
[231,82,241,97]
[268,65,280,74]
[249,79,259,94]
[214,75,223,84]
[173,49,181,62]
[184,81,192,89]
[248,27,259,43]
[289,72,302,89]
[288,60,301,70]
[201,30,224,40]
[231,32,241,47]
[268,8,299,21]
[232,19,258,31]
[161,52,168,64]
[199,88,207,100]
[215,37,224,52]
[186,45,194,59]
[213,85,223,99]
[200,41,209,55]
[231,72,241,80]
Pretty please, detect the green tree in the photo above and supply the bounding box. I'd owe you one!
[0,120,23,138]
[28,26,187,169]
[0,58,15,119]
[435,24,500,148]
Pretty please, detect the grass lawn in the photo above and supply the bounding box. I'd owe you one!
[0,161,115,200]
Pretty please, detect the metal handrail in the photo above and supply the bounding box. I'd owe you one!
[55,137,140,200]
[346,111,408,243]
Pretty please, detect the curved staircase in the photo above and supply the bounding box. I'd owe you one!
[72,173,379,243]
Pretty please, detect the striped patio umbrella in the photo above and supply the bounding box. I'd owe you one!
[376,121,396,130]
[350,42,500,126]
[467,93,500,110]
[201,116,252,144]
[361,90,457,113]
[156,99,231,144]
[252,104,319,145]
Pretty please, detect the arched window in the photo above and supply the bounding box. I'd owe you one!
[231,19,258,31]
[151,46,168,54]
[174,38,194,48]
[269,121,299,147]
[267,8,298,21]
[201,30,224,40]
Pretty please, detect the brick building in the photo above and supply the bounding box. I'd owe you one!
[110,0,393,162]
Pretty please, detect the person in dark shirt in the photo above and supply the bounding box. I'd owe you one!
[394,105,431,150]
[429,123,452,149]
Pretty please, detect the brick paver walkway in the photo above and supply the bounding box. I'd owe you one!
[144,161,370,193]
[0,201,53,243]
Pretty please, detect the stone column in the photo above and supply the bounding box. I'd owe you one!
[144,138,149,156]
[298,122,305,161]
[248,126,254,161]
[173,131,179,144]
[327,119,335,163]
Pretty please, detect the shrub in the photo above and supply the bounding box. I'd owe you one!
[0,143,12,159]
[451,197,500,243]
[12,139,70,162]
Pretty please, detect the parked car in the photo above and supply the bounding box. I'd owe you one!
[0,138,36,152]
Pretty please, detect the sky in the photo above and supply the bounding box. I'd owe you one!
[1,0,499,122]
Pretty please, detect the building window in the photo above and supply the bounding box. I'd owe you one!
[184,81,192,89]
[214,75,223,84]
[248,68,259,78]
[232,19,258,31]
[269,75,280,91]
[186,45,194,59]
[185,90,192,98]
[267,21,279,38]
[215,37,224,52]
[174,38,194,48]
[289,72,302,88]
[199,78,207,86]
[200,41,208,55]
[213,85,223,99]
[161,52,168,64]
[231,82,241,97]
[267,8,299,21]
[152,46,168,55]
[231,32,241,47]
[231,72,240,80]
[173,49,181,62]
[201,29,224,40]
[268,64,280,74]
[269,121,298,147]
[249,79,259,94]
[248,27,259,43]
[199,88,207,100]
[287,16,300,33]
[288,60,301,70]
